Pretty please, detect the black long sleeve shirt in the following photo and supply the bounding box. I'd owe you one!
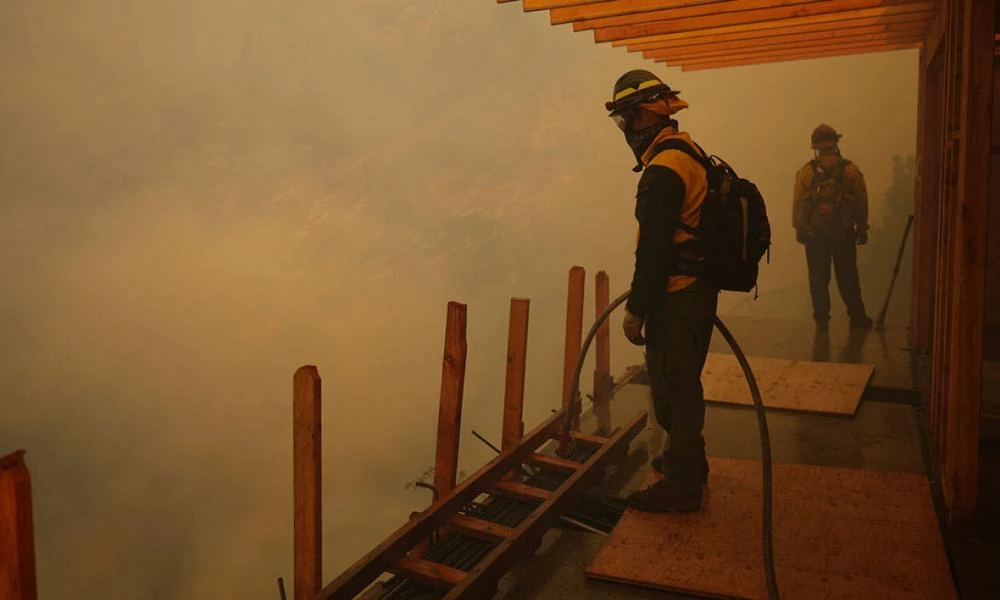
[625,164,687,319]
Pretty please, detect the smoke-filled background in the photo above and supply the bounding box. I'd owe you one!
[1,1,917,598]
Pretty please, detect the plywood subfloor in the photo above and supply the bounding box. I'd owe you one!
[585,458,955,600]
[702,353,874,416]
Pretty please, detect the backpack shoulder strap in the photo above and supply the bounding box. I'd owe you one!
[650,138,711,171]
[648,139,707,238]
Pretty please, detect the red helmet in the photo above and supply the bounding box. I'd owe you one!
[811,124,841,150]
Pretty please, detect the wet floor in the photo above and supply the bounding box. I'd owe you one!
[490,317,998,600]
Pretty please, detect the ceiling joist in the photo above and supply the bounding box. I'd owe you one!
[626,11,929,52]
[667,41,921,70]
[498,0,932,71]
[663,32,924,64]
[550,0,728,25]
[644,23,927,60]
[594,0,933,44]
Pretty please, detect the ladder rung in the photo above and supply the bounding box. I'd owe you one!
[492,480,551,503]
[447,514,517,542]
[524,452,583,473]
[570,431,610,446]
[390,555,467,590]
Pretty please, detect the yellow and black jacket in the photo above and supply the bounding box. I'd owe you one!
[625,127,709,319]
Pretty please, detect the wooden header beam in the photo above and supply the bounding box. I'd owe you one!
[608,1,932,46]
[646,24,926,61]
[624,10,931,51]
[593,0,931,43]
[670,41,920,71]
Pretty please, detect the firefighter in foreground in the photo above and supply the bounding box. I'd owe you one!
[607,70,717,513]
[793,125,873,331]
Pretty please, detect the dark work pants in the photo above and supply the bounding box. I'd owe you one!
[644,278,718,488]
[804,237,867,323]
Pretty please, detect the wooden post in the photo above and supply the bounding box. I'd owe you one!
[562,266,586,431]
[502,298,530,451]
[593,271,612,406]
[912,44,938,354]
[434,302,467,500]
[293,366,322,600]
[943,0,995,528]
[0,450,37,600]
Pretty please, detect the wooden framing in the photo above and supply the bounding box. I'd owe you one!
[667,42,920,71]
[593,271,612,406]
[562,266,585,431]
[626,11,932,52]
[657,34,924,66]
[644,21,927,60]
[941,0,994,527]
[293,366,322,600]
[572,0,835,31]
[435,302,468,499]
[594,1,933,44]
[502,298,530,451]
[0,450,37,600]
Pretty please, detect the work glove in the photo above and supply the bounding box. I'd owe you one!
[857,229,868,246]
[623,309,646,346]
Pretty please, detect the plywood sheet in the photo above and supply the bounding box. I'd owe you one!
[701,353,874,416]
[585,458,956,600]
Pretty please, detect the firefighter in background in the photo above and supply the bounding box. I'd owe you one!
[793,124,873,331]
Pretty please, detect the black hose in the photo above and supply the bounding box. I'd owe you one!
[560,288,779,600]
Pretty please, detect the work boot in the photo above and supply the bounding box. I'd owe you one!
[850,315,873,329]
[651,454,709,484]
[627,479,702,513]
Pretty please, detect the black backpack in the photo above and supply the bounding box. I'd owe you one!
[650,139,772,295]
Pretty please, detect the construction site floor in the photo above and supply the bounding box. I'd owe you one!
[492,316,999,600]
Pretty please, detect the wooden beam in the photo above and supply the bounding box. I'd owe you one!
[551,0,726,25]
[442,411,649,600]
[574,0,810,31]
[594,0,931,43]
[435,302,468,500]
[492,480,552,503]
[647,27,925,61]
[593,271,612,406]
[911,45,937,354]
[570,431,611,446]
[671,40,921,70]
[922,0,948,65]
[390,556,466,590]
[522,0,607,11]
[445,514,517,543]
[0,450,37,600]
[523,452,584,473]
[292,366,322,600]
[624,10,932,51]
[502,298,530,451]
[945,0,995,528]
[562,266,585,431]
[316,411,564,600]
[608,1,933,46]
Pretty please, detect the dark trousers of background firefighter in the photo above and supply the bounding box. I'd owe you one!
[804,236,868,324]
[644,277,718,488]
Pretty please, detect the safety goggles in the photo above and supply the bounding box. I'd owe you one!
[607,92,665,132]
